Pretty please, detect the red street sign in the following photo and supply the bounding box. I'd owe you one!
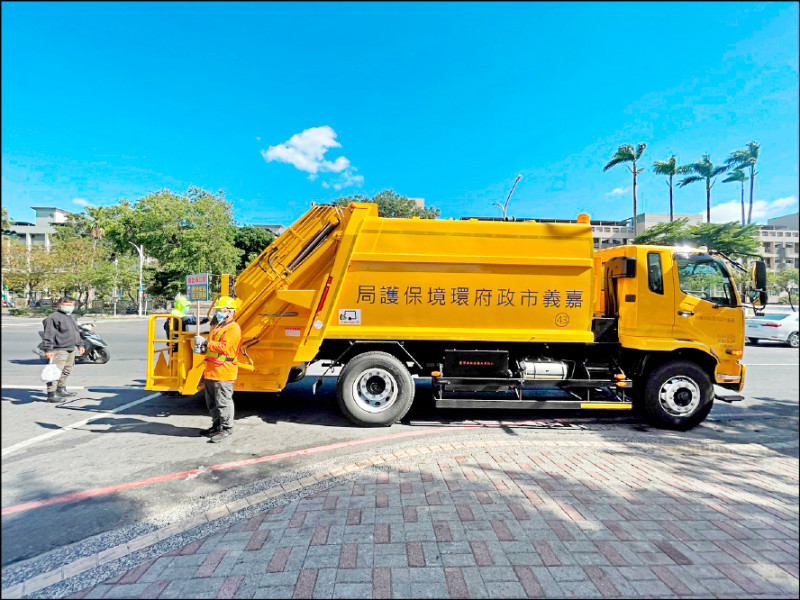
[186,274,209,285]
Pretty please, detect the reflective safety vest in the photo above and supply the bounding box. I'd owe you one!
[205,322,239,365]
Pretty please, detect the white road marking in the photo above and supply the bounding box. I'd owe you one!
[1,385,145,390]
[744,363,799,366]
[1,392,162,457]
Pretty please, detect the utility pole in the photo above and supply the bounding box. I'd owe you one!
[129,242,144,317]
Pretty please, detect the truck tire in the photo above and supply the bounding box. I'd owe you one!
[643,360,713,431]
[337,351,415,427]
[747,337,759,345]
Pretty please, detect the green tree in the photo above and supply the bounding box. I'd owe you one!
[633,219,760,258]
[233,226,276,273]
[98,187,243,298]
[603,143,646,234]
[1,207,12,231]
[678,154,728,224]
[722,169,747,226]
[767,268,799,299]
[652,155,691,222]
[688,222,761,257]
[2,238,54,306]
[632,218,692,246]
[725,141,760,225]
[333,190,440,219]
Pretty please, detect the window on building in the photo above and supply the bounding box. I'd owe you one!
[647,253,663,295]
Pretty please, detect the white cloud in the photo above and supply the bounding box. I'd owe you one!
[707,196,798,224]
[262,126,350,175]
[261,126,363,190]
[255,136,261,141]
[72,198,92,207]
[606,187,628,197]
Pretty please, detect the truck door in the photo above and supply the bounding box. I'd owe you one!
[671,253,742,355]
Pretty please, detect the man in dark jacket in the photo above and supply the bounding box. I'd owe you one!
[42,297,85,402]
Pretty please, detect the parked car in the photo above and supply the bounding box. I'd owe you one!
[745,312,799,348]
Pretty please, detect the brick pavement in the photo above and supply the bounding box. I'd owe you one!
[14,436,800,598]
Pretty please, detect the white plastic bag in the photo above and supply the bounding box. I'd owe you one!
[41,360,61,383]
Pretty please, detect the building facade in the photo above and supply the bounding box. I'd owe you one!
[7,207,72,249]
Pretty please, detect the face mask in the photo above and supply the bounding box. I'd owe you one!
[60,305,75,314]
[215,310,230,321]
[183,306,190,315]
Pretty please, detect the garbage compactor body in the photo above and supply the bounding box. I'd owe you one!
[147,202,748,430]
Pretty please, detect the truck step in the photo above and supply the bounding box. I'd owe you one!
[714,394,744,403]
[434,399,632,410]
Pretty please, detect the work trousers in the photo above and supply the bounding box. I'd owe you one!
[46,349,76,393]
[205,379,235,430]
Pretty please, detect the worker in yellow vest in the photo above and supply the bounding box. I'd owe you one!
[194,296,241,442]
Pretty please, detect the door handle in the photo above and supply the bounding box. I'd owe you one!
[678,311,694,317]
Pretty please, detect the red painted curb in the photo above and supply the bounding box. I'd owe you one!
[1,425,473,516]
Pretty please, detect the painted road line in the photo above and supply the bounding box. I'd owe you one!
[1,385,146,390]
[0,392,162,458]
[0,425,482,516]
[744,363,799,366]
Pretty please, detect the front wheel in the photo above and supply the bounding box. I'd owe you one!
[643,360,713,430]
[336,351,415,427]
[94,347,110,364]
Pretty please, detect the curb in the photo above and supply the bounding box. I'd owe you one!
[3,435,793,599]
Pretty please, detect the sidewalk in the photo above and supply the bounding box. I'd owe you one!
[6,431,799,599]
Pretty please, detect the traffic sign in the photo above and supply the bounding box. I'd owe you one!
[186,273,210,302]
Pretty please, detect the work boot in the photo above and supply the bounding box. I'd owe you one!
[199,425,221,438]
[46,391,61,403]
[209,428,232,443]
[57,387,77,398]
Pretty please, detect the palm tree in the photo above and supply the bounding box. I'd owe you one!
[722,169,747,226]
[603,143,646,234]
[678,154,728,223]
[726,141,760,225]
[652,154,692,222]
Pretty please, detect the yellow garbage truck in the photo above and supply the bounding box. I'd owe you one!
[146,202,765,430]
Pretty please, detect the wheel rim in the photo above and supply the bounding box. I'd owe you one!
[352,368,398,413]
[658,376,701,417]
[790,333,799,348]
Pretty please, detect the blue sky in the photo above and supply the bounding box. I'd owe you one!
[2,2,798,226]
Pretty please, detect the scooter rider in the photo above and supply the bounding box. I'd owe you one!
[42,297,85,402]
[194,296,241,442]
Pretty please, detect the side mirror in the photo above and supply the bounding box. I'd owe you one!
[750,260,767,291]
[749,289,768,309]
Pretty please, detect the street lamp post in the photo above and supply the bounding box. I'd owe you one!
[129,242,144,317]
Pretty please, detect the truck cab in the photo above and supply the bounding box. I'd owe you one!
[595,244,746,427]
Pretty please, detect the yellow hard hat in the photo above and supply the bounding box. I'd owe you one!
[212,296,240,310]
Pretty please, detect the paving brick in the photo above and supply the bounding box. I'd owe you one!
[339,543,358,569]
[713,563,767,594]
[491,520,515,542]
[347,508,362,526]
[470,541,494,567]
[374,523,391,544]
[546,520,575,542]
[139,580,170,599]
[268,547,293,573]
[653,540,692,565]
[407,541,425,567]
[196,550,226,578]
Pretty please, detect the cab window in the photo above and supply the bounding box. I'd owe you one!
[647,253,663,295]
[675,256,736,307]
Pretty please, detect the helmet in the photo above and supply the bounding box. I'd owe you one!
[174,296,191,313]
[212,296,239,310]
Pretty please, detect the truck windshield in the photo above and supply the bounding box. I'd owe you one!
[674,254,737,307]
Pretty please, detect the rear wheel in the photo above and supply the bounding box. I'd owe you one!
[747,337,759,345]
[94,348,110,364]
[643,360,713,430]
[337,351,415,427]
[788,332,799,348]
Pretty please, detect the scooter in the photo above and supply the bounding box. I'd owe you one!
[35,322,111,364]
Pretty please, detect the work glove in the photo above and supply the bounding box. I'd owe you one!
[193,335,207,353]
